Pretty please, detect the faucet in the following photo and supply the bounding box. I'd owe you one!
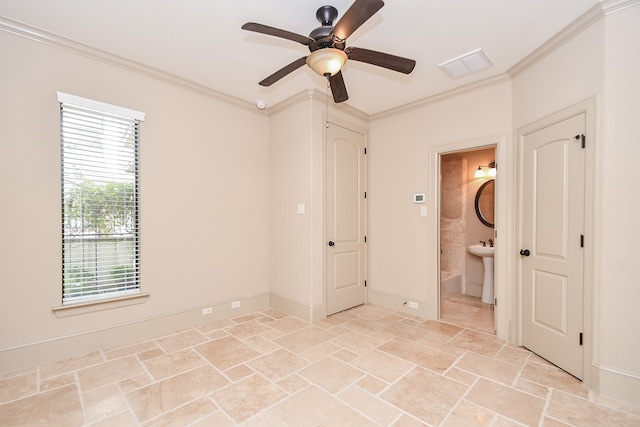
[488,239,494,247]
[479,240,486,247]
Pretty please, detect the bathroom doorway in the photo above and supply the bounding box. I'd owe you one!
[439,147,496,334]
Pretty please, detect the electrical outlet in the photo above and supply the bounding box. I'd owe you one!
[231,301,241,309]
[408,301,419,309]
[201,307,212,315]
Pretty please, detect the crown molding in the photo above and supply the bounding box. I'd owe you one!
[372,0,640,121]
[601,0,640,14]
[267,89,318,116]
[5,1,636,121]
[269,88,369,122]
[328,94,370,123]
[508,0,640,79]
[0,16,265,116]
[371,74,511,122]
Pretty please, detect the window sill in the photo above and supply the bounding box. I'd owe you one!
[52,292,150,318]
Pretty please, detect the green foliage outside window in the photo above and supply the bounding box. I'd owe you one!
[64,181,135,236]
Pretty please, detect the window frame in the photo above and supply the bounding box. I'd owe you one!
[58,92,145,306]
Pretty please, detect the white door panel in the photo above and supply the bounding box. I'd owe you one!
[326,123,366,315]
[521,113,585,379]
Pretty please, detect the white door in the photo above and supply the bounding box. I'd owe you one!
[521,113,585,379]
[326,123,367,315]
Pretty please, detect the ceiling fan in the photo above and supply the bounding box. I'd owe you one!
[241,0,416,103]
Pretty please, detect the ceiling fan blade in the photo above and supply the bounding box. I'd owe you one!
[346,47,416,74]
[259,57,308,86]
[329,72,349,103]
[242,22,314,45]
[332,0,384,41]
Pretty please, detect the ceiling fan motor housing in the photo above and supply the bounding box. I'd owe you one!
[309,6,344,51]
[316,5,338,26]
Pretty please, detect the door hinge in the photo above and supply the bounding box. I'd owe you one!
[364,147,367,155]
[364,236,367,243]
[364,191,367,199]
[494,298,497,306]
[364,280,367,287]
[579,332,583,346]
[580,234,584,248]
[574,134,585,149]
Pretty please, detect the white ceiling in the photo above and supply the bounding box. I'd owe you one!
[0,0,600,116]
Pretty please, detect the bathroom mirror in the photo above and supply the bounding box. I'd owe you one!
[475,179,495,228]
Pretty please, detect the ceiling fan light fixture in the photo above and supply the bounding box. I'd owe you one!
[242,1,415,104]
[306,48,348,77]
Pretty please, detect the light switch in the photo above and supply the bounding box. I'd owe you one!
[297,203,305,214]
[420,206,427,217]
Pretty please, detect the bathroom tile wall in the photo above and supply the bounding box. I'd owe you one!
[440,155,466,275]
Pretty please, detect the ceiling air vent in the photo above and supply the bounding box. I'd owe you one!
[439,48,492,79]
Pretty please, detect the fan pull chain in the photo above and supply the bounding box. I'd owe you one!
[326,77,330,129]
[324,76,329,163]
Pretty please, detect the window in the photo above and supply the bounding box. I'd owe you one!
[58,93,145,304]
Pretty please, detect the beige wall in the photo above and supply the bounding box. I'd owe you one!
[369,3,640,404]
[512,4,640,403]
[598,4,640,401]
[512,4,640,404]
[269,99,314,310]
[368,82,512,316]
[1,2,639,406]
[268,94,368,321]
[0,30,271,370]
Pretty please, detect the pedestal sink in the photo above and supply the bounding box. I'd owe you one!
[468,244,494,304]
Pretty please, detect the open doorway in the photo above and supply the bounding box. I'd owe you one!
[439,147,496,334]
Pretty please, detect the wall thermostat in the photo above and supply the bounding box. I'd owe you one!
[413,193,426,204]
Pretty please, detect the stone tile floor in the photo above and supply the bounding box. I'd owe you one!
[1,303,639,426]
[441,293,495,334]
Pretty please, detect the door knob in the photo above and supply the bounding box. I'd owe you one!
[328,241,335,247]
[520,249,530,256]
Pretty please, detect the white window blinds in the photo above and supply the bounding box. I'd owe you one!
[58,93,144,304]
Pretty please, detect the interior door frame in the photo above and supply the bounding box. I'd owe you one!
[515,98,596,387]
[428,134,509,340]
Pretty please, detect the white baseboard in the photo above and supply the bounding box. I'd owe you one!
[592,362,640,406]
[0,294,269,375]
[269,292,324,323]
[367,289,431,318]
